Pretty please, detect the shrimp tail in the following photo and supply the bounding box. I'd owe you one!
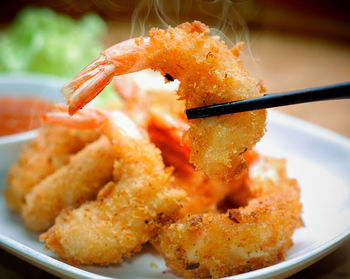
[62,57,116,115]
[42,105,108,130]
[62,37,151,115]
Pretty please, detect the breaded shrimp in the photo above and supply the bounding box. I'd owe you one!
[5,125,100,212]
[114,76,240,214]
[113,75,186,124]
[61,21,266,182]
[40,107,185,265]
[171,152,258,216]
[114,75,192,173]
[152,156,303,278]
[22,135,114,232]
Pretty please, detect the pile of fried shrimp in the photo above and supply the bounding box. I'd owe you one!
[5,21,303,279]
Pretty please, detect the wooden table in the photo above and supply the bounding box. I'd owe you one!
[1,24,349,278]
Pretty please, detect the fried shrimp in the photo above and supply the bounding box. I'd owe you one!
[4,20,303,278]
[40,107,185,265]
[61,21,266,182]
[114,76,240,215]
[114,75,192,174]
[152,156,303,278]
[5,125,100,212]
[22,135,114,232]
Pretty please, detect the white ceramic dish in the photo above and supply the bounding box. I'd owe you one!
[0,110,350,279]
[0,74,65,172]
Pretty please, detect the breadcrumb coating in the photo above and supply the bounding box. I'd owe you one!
[147,22,266,181]
[40,111,186,265]
[22,136,114,232]
[5,124,100,212]
[152,157,303,278]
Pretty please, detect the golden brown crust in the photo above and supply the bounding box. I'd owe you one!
[40,133,185,265]
[5,124,100,212]
[147,21,266,182]
[22,136,114,232]
[4,22,301,277]
[152,157,303,278]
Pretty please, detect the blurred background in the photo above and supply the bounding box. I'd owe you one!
[0,1,349,277]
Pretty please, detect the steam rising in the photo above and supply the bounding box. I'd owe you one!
[127,0,259,88]
[130,0,252,50]
[130,0,179,37]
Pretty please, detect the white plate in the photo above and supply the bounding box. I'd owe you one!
[1,110,350,279]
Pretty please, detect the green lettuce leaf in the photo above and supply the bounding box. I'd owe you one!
[0,6,119,106]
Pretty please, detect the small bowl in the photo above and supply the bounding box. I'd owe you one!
[0,74,66,174]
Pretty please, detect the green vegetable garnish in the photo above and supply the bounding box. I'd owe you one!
[0,6,119,106]
[150,262,158,268]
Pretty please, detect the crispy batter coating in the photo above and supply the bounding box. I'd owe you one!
[171,170,240,217]
[115,81,239,216]
[62,21,266,182]
[152,157,303,278]
[22,136,114,232]
[4,21,301,277]
[40,112,185,265]
[147,22,266,181]
[5,124,100,212]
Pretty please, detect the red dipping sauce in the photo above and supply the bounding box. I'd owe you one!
[0,97,52,137]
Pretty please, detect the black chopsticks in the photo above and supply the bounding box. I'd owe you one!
[186,81,350,120]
